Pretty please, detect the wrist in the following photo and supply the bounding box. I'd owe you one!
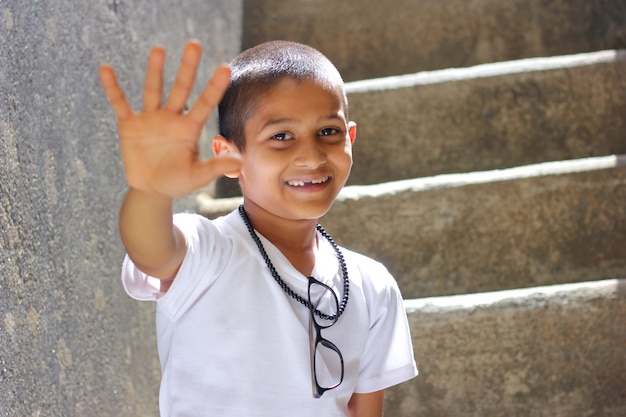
[126,186,175,205]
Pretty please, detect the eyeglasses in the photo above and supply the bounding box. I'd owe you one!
[307,276,345,398]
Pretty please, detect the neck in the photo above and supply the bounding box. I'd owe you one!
[241,201,319,275]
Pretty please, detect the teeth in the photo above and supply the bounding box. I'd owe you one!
[288,176,329,187]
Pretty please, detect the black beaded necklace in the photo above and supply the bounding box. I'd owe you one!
[238,205,349,321]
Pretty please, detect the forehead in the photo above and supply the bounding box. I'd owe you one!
[248,77,347,121]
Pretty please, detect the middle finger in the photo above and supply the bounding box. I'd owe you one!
[165,40,202,113]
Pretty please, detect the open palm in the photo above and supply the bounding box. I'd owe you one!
[99,41,241,198]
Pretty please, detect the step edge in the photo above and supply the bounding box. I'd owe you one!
[345,49,626,94]
[198,155,625,212]
[403,278,625,314]
[338,154,624,201]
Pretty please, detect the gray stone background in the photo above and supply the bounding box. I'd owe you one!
[0,1,242,415]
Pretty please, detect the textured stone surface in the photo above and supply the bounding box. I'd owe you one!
[0,1,242,415]
[243,0,626,81]
[322,165,626,299]
[346,54,626,185]
[385,279,626,417]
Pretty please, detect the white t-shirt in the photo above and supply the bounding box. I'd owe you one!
[122,209,417,417]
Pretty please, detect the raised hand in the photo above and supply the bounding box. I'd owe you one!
[99,40,241,198]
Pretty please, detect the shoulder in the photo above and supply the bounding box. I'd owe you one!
[341,247,394,283]
[168,210,246,276]
[172,211,240,243]
[172,212,220,231]
[339,246,402,303]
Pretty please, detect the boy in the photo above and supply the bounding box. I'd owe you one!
[99,39,417,417]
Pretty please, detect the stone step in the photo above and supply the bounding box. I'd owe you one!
[199,155,626,299]
[346,50,626,186]
[386,279,626,417]
[243,0,626,81]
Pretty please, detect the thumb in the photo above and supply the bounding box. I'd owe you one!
[190,154,242,189]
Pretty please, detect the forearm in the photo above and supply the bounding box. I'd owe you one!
[119,187,186,280]
[348,391,384,417]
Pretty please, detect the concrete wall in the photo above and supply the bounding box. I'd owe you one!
[0,1,242,415]
[243,0,626,81]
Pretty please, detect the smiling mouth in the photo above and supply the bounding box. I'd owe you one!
[286,176,331,187]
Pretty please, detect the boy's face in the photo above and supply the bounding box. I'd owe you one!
[221,77,356,222]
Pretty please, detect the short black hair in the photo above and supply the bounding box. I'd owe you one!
[218,40,348,150]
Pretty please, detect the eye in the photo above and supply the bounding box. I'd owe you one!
[319,128,340,137]
[271,132,293,141]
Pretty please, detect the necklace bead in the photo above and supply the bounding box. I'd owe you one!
[238,205,349,321]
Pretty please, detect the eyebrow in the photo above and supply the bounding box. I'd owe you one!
[259,114,345,132]
[259,118,294,131]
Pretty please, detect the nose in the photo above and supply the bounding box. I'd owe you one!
[293,137,327,168]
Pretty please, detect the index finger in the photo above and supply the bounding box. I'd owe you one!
[186,64,231,125]
[99,65,133,120]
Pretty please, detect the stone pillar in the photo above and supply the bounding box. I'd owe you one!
[0,1,242,415]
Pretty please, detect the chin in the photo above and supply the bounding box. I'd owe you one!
[283,202,334,221]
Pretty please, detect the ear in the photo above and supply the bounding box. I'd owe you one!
[212,135,242,179]
[348,121,357,144]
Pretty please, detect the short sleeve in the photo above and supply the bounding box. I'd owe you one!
[121,255,164,301]
[121,213,231,309]
[353,262,418,393]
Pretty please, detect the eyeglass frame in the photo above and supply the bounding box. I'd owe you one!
[307,276,345,398]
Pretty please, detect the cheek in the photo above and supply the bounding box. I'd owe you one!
[238,154,279,187]
[343,136,354,155]
[236,157,254,189]
[332,149,353,181]
[345,146,353,161]
[341,143,354,166]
